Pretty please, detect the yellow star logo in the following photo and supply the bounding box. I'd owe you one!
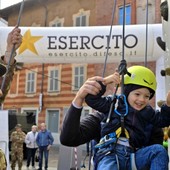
[19,29,43,55]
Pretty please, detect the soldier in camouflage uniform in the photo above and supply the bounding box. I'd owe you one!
[0,148,7,170]
[10,124,26,170]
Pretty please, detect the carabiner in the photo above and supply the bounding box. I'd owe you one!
[114,94,128,116]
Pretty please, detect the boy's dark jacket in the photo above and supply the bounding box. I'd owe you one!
[85,83,170,148]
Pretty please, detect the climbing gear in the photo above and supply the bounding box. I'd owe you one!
[130,153,137,170]
[95,127,129,150]
[124,65,157,93]
[106,59,129,123]
[93,137,137,170]
[114,94,128,117]
[90,0,152,168]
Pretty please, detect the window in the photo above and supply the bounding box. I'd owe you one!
[75,15,86,26]
[21,108,38,125]
[119,5,131,25]
[48,68,60,92]
[49,16,64,27]
[26,71,36,93]
[72,65,86,91]
[73,9,90,26]
[52,22,61,27]
[47,110,59,133]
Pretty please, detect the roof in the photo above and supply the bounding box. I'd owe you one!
[0,0,46,21]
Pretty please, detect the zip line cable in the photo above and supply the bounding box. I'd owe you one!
[0,0,25,95]
[21,66,79,89]
[145,0,149,67]
[102,0,117,78]
[120,0,126,95]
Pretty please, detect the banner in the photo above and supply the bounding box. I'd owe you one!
[0,24,163,63]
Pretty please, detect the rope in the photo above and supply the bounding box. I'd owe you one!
[102,0,117,78]
[106,0,128,123]
[120,0,126,95]
[144,0,149,67]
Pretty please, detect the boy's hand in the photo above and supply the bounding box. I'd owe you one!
[103,72,120,86]
[73,76,103,107]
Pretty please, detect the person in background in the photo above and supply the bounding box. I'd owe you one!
[25,125,38,170]
[10,124,26,170]
[0,26,22,105]
[36,123,54,170]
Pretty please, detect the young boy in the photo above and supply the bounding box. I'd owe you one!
[60,65,170,170]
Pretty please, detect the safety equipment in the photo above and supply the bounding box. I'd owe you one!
[124,65,157,95]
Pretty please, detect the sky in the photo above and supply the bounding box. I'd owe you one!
[0,0,22,9]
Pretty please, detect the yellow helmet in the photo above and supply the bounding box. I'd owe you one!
[124,66,157,97]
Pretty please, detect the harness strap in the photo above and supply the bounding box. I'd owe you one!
[115,153,120,170]
[95,127,129,150]
[131,153,137,170]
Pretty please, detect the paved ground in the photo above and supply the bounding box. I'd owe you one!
[10,144,91,170]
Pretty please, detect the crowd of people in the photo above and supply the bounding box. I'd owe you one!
[10,123,54,170]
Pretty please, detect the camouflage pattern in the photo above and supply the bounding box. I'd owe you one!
[0,56,16,104]
[0,149,6,170]
[10,130,26,170]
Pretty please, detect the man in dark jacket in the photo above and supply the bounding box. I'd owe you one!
[36,123,54,170]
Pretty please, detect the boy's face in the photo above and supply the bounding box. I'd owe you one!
[127,88,150,111]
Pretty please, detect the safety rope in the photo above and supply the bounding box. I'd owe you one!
[102,0,117,78]
[105,0,128,139]
[144,0,149,67]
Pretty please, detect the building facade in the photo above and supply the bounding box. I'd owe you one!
[0,0,161,144]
